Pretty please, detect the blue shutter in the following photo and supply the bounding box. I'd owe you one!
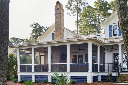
[109,25,112,37]
[118,27,122,36]
[52,33,54,40]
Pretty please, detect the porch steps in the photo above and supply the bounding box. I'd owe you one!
[117,74,128,83]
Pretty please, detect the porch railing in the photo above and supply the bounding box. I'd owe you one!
[100,63,118,72]
[34,64,48,72]
[51,63,67,72]
[20,64,32,72]
[70,63,88,72]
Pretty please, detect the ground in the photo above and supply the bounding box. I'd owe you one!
[7,81,128,85]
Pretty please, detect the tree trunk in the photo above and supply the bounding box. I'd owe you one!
[0,0,9,85]
[117,0,128,58]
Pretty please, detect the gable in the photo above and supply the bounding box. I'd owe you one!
[37,24,79,42]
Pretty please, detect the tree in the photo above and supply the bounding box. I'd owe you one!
[117,0,128,57]
[78,0,111,35]
[94,0,111,32]
[10,37,24,46]
[30,22,48,41]
[110,0,117,13]
[0,0,9,84]
[78,6,98,35]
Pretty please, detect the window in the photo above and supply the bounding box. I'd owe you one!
[113,25,118,36]
[72,55,77,63]
[109,25,122,37]
[52,33,54,40]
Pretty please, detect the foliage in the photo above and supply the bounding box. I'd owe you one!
[52,72,68,85]
[107,73,113,82]
[65,0,85,16]
[35,79,39,83]
[70,80,76,84]
[51,81,56,84]
[10,37,24,46]
[20,55,32,64]
[110,0,117,13]
[20,79,24,83]
[30,22,48,41]
[43,79,48,83]
[78,5,98,35]
[24,80,33,85]
[7,53,17,80]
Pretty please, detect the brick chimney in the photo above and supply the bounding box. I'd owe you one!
[55,1,64,40]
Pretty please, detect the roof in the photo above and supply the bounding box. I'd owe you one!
[37,23,82,41]
[101,11,117,26]
[8,41,14,47]
[14,36,124,48]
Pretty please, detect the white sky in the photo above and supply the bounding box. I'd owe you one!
[9,0,113,39]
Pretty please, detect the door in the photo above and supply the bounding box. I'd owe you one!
[78,55,83,63]
[113,53,119,70]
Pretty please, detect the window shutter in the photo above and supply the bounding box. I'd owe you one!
[118,27,122,36]
[109,25,112,37]
[52,33,54,40]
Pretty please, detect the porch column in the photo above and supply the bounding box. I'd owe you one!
[48,46,51,72]
[119,44,122,67]
[98,45,100,72]
[32,47,35,82]
[17,48,20,81]
[87,41,93,83]
[88,41,92,72]
[67,44,70,72]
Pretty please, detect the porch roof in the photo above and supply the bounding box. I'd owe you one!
[14,37,124,48]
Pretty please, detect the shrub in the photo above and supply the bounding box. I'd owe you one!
[107,73,113,82]
[20,79,24,83]
[7,53,17,80]
[24,80,33,85]
[35,79,39,83]
[51,81,56,84]
[52,72,68,85]
[43,79,48,83]
[70,80,76,84]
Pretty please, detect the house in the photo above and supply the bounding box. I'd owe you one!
[14,1,127,83]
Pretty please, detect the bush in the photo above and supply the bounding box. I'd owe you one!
[35,79,39,83]
[51,81,56,84]
[43,79,48,83]
[24,80,33,85]
[107,73,113,82]
[70,80,76,84]
[7,53,17,80]
[20,79,24,83]
[52,72,68,85]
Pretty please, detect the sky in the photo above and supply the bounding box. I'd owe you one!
[9,0,113,39]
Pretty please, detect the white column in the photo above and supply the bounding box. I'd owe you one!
[119,44,122,66]
[48,75,51,82]
[98,75,101,81]
[67,44,70,72]
[48,46,51,72]
[32,47,35,72]
[87,73,93,83]
[17,48,20,81]
[32,75,35,82]
[32,47,35,82]
[88,41,92,72]
[17,48,20,72]
[98,45,100,72]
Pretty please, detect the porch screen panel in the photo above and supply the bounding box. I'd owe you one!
[20,49,32,64]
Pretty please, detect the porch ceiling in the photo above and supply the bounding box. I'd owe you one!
[14,37,124,48]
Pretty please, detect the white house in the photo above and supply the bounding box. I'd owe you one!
[14,1,127,83]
